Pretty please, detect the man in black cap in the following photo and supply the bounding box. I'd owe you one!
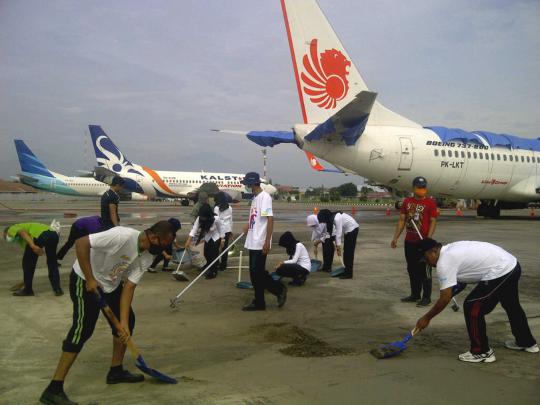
[391,176,438,306]
[101,176,124,230]
[241,172,286,311]
[415,238,538,363]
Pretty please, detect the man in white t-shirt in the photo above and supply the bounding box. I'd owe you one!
[415,238,538,364]
[40,221,174,405]
[241,172,286,311]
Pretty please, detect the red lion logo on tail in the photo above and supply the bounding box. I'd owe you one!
[301,39,351,110]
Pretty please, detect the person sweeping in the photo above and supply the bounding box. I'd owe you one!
[415,238,538,363]
[275,231,311,286]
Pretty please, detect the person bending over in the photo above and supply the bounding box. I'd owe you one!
[39,221,174,405]
[275,231,311,286]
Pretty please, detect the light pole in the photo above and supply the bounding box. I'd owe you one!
[262,148,267,179]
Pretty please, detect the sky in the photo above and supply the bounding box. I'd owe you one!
[1,0,539,188]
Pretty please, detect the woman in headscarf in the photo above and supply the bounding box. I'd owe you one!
[317,209,359,279]
[274,231,311,286]
[214,192,233,271]
[147,217,181,273]
[185,204,225,279]
[306,214,334,272]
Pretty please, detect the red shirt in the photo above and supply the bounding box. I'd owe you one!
[400,197,438,242]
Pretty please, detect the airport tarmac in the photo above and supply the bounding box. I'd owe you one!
[1,199,539,404]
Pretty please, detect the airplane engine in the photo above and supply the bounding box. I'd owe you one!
[130,192,148,201]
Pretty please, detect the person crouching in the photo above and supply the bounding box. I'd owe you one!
[185,204,225,280]
[275,231,311,286]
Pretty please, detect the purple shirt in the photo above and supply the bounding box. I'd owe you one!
[74,216,103,234]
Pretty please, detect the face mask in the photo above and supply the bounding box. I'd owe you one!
[414,188,428,198]
[5,235,14,243]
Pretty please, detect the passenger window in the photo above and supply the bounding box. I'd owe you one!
[448,150,453,158]
[473,152,477,159]
[503,155,507,161]
[509,155,513,162]
[441,150,446,157]
[461,151,465,158]
[485,153,489,160]
[467,152,471,159]
[434,149,439,157]
[497,154,501,161]
[526,156,530,163]
[491,153,495,160]
[479,153,483,159]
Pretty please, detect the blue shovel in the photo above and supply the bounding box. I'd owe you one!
[370,328,419,359]
[95,292,177,384]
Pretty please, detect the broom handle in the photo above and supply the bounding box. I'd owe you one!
[237,250,243,283]
[172,248,188,275]
[410,219,459,309]
[171,233,244,306]
[95,292,140,359]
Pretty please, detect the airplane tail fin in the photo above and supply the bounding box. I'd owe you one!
[14,140,54,178]
[281,0,419,128]
[89,125,138,174]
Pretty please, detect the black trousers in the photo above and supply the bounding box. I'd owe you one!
[342,228,359,277]
[249,250,284,308]
[203,239,220,276]
[22,230,60,292]
[276,263,309,281]
[56,225,88,260]
[62,271,135,353]
[321,236,335,271]
[463,263,536,354]
[404,240,432,299]
[219,232,232,270]
[150,244,173,269]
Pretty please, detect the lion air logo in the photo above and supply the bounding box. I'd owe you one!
[301,39,351,109]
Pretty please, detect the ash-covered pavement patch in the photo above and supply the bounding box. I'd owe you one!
[252,322,355,357]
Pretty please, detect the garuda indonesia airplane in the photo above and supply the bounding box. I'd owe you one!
[13,140,146,200]
[239,0,540,218]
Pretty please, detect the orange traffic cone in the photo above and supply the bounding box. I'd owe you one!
[456,207,463,216]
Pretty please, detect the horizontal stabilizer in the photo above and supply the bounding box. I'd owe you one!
[305,91,377,146]
[212,129,296,148]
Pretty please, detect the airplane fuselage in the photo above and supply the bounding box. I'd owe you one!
[299,126,540,202]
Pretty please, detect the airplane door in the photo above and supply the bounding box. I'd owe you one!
[398,137,413,170]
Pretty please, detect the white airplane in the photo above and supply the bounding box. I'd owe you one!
[13,140,147,200]
[236,0,540,218]
[90,125,276,204]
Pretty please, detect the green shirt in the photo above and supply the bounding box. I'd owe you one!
[7,223,51,248]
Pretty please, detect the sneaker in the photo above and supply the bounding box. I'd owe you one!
[401,295,420,303]
[146,267,157,273]
[205,272,217,279]
[504,340,539,353]
[242,303,266,311]
[416,298,431,307]
[106,369,145,384]
[339,274,353,279]
[458,348,496,363]
[39,388,78,405]
[53,288,64,297]
[277,284,287,308]
[13,288,34,297]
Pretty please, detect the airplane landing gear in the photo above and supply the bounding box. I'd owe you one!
[477,203,500,219]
